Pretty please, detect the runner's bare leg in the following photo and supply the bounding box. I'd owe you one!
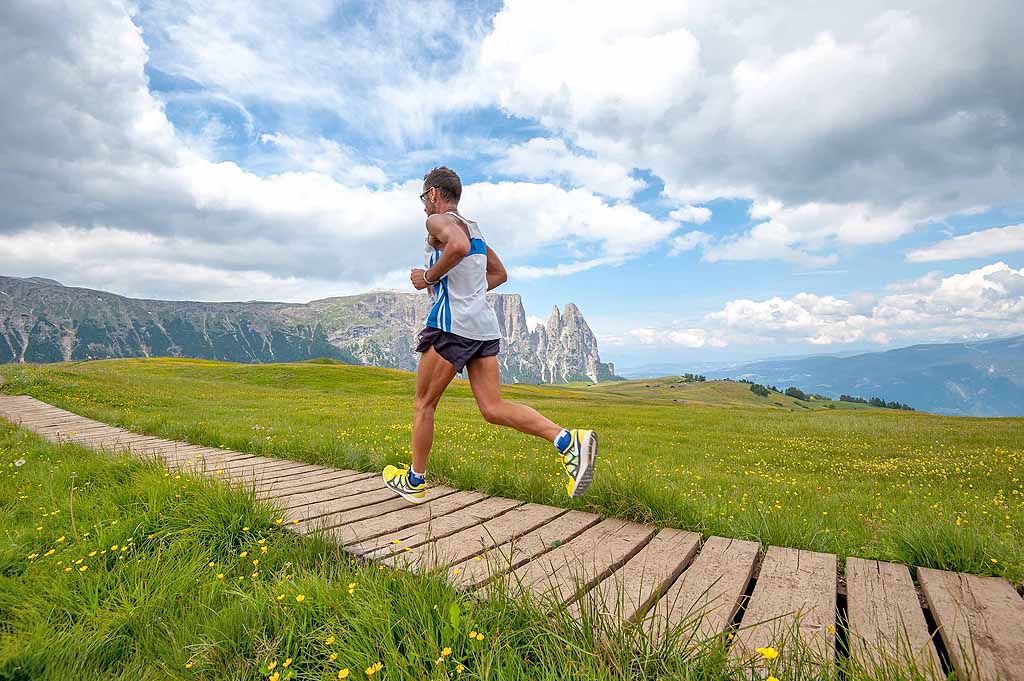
[465,355,563,440]
[412,346,458,473]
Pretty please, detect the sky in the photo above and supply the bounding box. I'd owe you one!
[1,0,1023,371]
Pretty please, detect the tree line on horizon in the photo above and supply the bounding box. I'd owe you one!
[737,378,914,411]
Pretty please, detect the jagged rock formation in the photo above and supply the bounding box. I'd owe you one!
[0,276,618,384]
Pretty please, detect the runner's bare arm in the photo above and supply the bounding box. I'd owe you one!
[410,214,471,291]
[485,245,507,290]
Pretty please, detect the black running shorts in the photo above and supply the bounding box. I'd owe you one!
[416,327,501,373]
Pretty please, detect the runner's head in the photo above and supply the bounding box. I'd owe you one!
[421,166,461,215]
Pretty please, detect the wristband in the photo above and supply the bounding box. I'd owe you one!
[423,271,439,286]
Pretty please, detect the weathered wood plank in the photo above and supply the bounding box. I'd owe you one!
[730,546,837,672]
[571,527,701,625]
[919,566,1024,681]
[291,487,461,531]
[217,463,329,487]
[845,558,943,680]
[355,496,523,559]
[641,536,759,647]
[271,475,398,508]
[326,491,489,546]
[256,470,371,497]
[387,502,566,572]
[449,510,602,590]
[503,518,655,606]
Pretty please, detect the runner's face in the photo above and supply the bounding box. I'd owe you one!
[422,185,435,215]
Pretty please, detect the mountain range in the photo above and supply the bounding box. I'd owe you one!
[0,275,618,384]
[700,336,1024,416]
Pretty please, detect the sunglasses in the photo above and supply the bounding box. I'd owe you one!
[419,186,437,204]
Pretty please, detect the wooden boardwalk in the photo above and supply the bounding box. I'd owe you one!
[2,393,1023,680]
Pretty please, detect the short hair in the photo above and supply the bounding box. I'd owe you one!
[423,166,461,203]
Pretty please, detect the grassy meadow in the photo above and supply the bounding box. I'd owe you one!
[1,358,1022,589]
[2,419,908,681]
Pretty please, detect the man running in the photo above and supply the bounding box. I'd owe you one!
[382,166,598,504]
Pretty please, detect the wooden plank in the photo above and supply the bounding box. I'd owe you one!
[919,567,1024,681]
[271,475,398,509]
[255,469,371,497]
[288,494,427,529]
[355,496,523,559]
[642,536,759,647]
[502,518,655,606]
[845,558,943,680]
[215,462,327,486]
[385,502,566,572]
[730,546,837,672]
[571,527,701,624]
[325,491,489,547]
[448,510,602,590]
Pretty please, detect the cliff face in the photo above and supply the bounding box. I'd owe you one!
[0,276,617,384]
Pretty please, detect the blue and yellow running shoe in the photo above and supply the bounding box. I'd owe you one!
[558,429,598,498]
[382,464,426,504]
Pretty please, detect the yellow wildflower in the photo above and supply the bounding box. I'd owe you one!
[456,663,465,673]
[27,553,38,560]
[79,565,88,572]
[756,647,779,660]
[295,594,305,602]
[329,653,338,662]
[282,658,292,667]
[89,551,97,557]
[441,647,452,657]
[63,566,72,573]
[258,538,266,545]
[261,546,268,553]
[325,636,336,645]
[239,551,248,557]
[767,677,779,681]
[185,661,193,669]
[269,673,279,681]
[56,535,66,542]
[216,573,224,580]
[276,594,285,601]
[243,527,250,532]
[338,670,349,679]
[267,660,278,670]
[208,561,216,567]
[44,549,56,557]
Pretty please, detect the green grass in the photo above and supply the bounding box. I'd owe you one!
[1,358,1022,588]
[2,420,928,681]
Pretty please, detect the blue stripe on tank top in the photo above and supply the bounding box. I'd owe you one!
[442,276,452,332]
[467,238,487,256]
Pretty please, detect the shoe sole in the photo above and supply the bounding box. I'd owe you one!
[570,430,597,498]
[383,475,427,504]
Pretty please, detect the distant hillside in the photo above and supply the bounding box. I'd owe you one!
[706,336,1024,416]
[570,376,878,412]
[0,275,618,384]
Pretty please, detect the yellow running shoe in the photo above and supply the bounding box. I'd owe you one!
[382,464,426,504]
[559,429,598,498]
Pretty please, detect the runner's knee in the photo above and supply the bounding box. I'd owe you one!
[479,401,504,424]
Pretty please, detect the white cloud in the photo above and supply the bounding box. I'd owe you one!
[658,262,1024,347]
[669,205,712,224]
[493,137,643,199]
[0,0,685,303]
[668,231,710,255]
[476,1,1024,263]
[259,134,388,186]
[906,224,1024,262]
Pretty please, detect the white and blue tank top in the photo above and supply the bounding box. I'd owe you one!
[423,210,502,341]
